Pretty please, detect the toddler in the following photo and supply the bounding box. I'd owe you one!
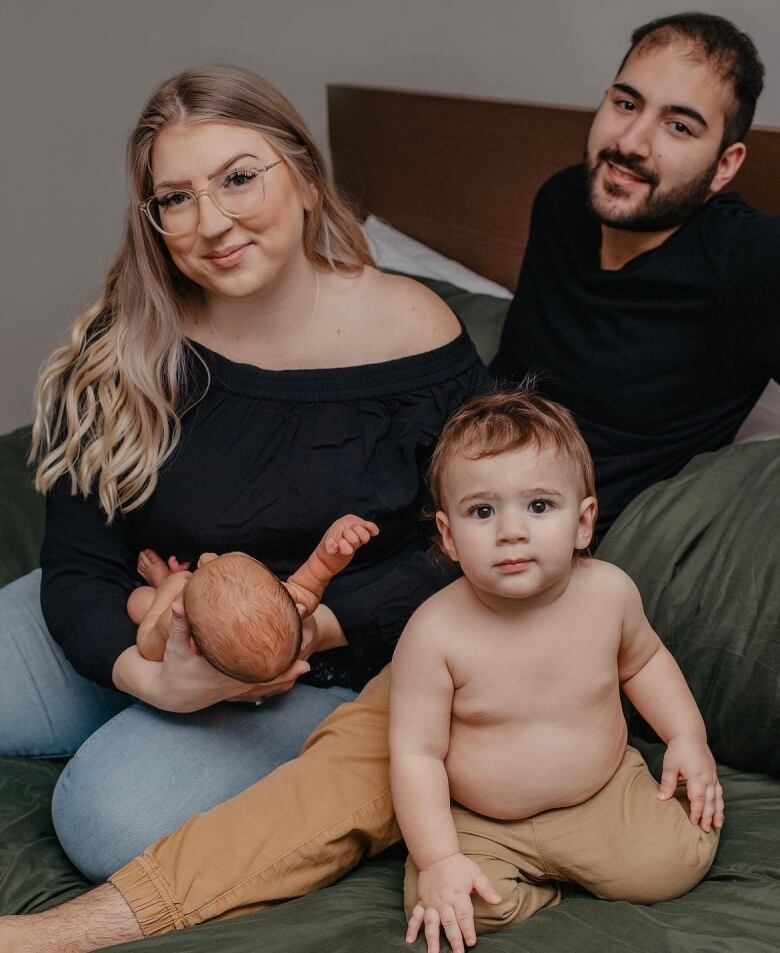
[128,514,378,683]
[390,391,722,953]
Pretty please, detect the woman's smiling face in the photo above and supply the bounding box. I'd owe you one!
[150,121,316,301]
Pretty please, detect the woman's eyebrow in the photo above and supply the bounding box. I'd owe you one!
[154,153,259,191]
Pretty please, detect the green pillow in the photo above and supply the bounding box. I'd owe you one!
[0,426,44,588]
[598,439,780,775]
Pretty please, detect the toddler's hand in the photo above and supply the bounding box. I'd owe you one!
[324,515,379,557]
[407,853,500,953]
[658,735,724,832]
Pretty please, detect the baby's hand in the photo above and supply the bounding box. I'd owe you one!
[323,515,379,558]
[658,735,724,833]
[407,853,500,953]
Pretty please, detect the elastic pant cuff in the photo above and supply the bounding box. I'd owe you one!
[109,854,185,937]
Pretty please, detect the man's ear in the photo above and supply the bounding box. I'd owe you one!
[575,497,598,552]
[435,510,459,562]
[709,141,747,195]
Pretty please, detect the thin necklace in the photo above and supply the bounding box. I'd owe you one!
[206,271,321,369]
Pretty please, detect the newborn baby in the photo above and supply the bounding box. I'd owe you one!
[127,515,378,683]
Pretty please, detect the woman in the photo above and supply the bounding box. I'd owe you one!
[0,65,488,884]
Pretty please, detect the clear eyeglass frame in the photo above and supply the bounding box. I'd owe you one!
[139,159,283,236]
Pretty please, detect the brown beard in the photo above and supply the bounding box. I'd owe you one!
[585,146,720,232]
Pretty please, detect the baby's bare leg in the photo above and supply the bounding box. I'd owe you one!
[285,515,379,615]
[136,573,191,661]
[127,586,157,625]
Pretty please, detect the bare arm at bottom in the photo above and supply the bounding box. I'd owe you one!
[0,884,141,953]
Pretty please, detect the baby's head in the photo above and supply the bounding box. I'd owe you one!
[183,553,302,683]
[428,389,597,600]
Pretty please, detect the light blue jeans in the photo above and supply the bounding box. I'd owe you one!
[0,570,356,882]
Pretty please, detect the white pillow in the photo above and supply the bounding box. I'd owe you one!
[362,215,513,299]
[734,380,780,443]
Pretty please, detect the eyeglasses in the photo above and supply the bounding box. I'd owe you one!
[139,160,283,236]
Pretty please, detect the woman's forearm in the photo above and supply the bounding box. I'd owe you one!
[310,603,348,652]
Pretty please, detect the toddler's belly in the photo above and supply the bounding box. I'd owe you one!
[445,718,627,820]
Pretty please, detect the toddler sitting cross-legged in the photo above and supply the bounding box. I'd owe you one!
[127,514,378,683]
[389,390,722,953]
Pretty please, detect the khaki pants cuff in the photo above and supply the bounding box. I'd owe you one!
[109,854,185,937]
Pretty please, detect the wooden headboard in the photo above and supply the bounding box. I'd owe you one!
[327,84,780,290]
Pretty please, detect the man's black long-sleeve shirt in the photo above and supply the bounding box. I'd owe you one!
[492,164,780,536]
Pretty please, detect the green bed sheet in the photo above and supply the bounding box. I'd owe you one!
[2,743,779,952]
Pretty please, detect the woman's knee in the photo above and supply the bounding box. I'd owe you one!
[52,740,148,882]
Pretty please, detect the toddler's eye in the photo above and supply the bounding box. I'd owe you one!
[469,504,494,519]
[529,499,553,514]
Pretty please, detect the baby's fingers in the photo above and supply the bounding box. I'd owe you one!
[423,907,441,953]
[440,904,466,953]
[473,869,502,906]
[657,763,680,800]
[453,899,477,948]
[713,783,725,829]
[687,779,707,826]
[406,903,425,944]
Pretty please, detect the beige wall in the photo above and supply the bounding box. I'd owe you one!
[1,0,778,432]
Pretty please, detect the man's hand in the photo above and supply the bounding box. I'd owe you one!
[406,853,500,953]
[658,735,724,832]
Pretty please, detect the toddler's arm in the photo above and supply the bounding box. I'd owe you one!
[135,573,191,661]
[284,515,378,616]
[390,607,499,953]
[616,571,723,833]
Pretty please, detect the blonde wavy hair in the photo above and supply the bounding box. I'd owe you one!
[32,65,374,521]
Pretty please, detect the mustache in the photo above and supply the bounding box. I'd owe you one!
[597,148,659,188]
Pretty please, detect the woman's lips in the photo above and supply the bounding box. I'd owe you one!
[206,243,252,269]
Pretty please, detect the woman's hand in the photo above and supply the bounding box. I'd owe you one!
[114,603,302,713]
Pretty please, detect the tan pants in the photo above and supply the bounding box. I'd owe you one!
[404,746,720,935]
[109,667,397,936]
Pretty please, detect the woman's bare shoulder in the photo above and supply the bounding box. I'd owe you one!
[357,268,462,354]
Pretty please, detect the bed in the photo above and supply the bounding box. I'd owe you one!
[1,86,779,953]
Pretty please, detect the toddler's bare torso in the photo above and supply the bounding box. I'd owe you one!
[440,561,628,820]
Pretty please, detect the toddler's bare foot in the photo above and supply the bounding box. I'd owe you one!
[324,515,379,557]
[137,549,171,587]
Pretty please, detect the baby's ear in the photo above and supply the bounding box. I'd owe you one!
[435,510,459,562]
[576,497,598,551]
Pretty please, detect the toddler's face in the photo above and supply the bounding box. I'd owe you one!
[436,445,596,606]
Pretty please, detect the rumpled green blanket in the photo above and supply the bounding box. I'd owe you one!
[1,425,779,950]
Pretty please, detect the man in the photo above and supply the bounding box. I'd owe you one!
[2,12,778,952]
[492,12,778,537]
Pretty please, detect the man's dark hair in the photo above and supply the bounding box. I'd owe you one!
[618,12,765,149]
